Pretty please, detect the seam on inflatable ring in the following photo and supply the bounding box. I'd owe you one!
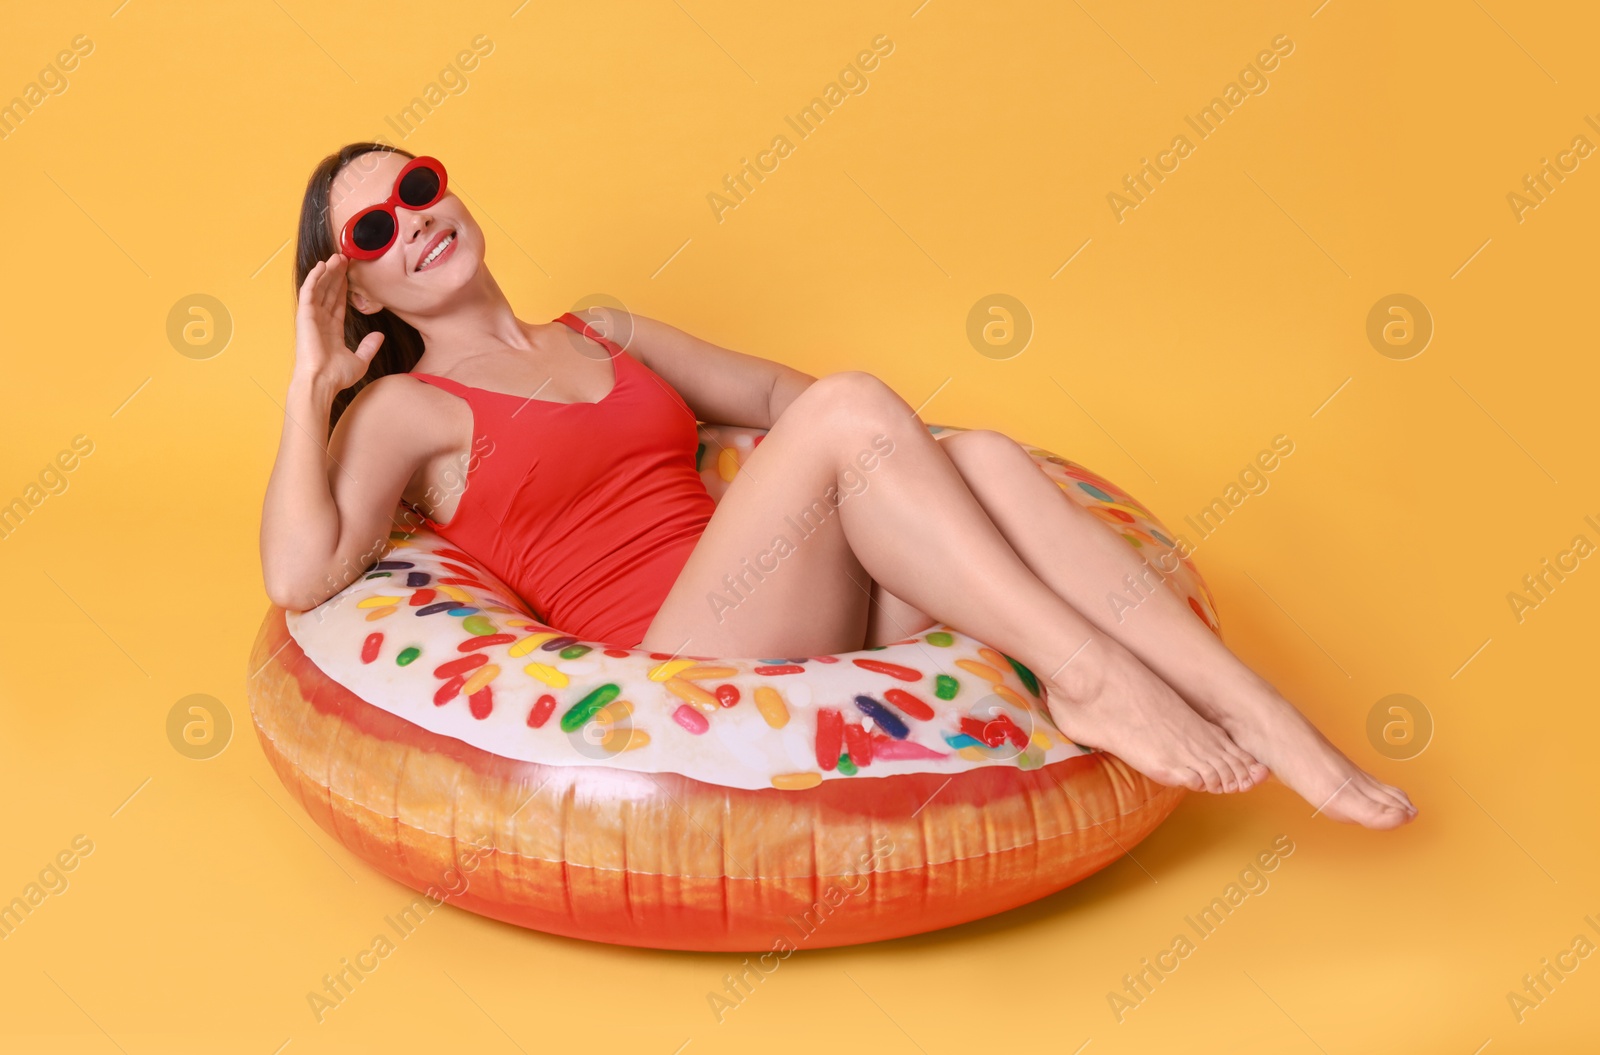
[253,707,1171,881]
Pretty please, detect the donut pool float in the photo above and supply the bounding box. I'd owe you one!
[247,423,1220,951]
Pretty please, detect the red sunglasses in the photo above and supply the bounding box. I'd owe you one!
[337,155,449,260]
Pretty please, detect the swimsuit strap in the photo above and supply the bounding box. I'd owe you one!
[555,311,624,355]
[407,372,475,400]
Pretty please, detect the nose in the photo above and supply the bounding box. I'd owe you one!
[400,208,433,243]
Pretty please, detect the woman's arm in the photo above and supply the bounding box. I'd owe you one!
[581,307,816,428]
[260,376,438,610]
[260,252,439,611]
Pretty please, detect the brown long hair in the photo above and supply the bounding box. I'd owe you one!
[294,142,428,429]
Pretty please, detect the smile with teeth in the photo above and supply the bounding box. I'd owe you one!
[417,231,455,271]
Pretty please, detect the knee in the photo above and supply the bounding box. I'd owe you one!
[937,428,1026,468]
[794,371,907,430]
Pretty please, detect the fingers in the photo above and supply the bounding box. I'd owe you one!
[306,254,350,316]
[354,330,385,364]
[298,254,343,309]
[297,258,325,306]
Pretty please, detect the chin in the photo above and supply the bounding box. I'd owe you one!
[417,247,481,294]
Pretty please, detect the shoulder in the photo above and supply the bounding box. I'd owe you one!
[345,371,445,419]
[335,373,466,455]
[569,305,651,358]
[357,370,439,402]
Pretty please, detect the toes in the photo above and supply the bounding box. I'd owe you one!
[1372,786,1407,811]
[1362,777,1416,815]
[1221,750,1255,792]
[1333,789,1415,830]
[1212,740,1259,792]
[1369,803,1412,830]
[1204,743,1239,789]
[1196,726,1249,792]
[1382,784,1417,814]
[1214,758,1242,793]
[1378,787,1417,818]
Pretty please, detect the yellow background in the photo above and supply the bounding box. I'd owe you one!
[2,1,1596,1051]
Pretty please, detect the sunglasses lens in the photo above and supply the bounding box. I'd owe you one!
[351,209,396,252]
[398,165,441,208]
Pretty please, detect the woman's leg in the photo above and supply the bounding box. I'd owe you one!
[641,372,1263,796]
[902,428,1416,827]
[862,577,938,648]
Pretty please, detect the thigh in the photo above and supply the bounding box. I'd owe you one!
[639,422,873,659]
[859,432,973,647]
[864,579,938,647]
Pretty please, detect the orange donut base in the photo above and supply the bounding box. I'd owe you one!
[249,609,1185,951]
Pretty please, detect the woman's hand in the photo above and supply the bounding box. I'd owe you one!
[293,252,385,394]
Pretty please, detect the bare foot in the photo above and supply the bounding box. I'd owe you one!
[1041,636,1269,794]
[1192,672,1417,829]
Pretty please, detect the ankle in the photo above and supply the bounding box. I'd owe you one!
[1039,633,1113,707]
[1199,669,1295,728]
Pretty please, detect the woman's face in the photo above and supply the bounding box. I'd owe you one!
[325,151,482,317]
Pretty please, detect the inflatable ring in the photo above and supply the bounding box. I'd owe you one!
[247,423,1220,951]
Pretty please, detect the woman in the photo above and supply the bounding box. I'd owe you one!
[261,143,1416,829]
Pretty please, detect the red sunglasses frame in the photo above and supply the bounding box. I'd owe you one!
[337,155,449,261]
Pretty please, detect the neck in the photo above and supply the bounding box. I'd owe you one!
[399,265,552,373]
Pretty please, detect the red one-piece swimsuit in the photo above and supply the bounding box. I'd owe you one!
[409,312,715,648]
